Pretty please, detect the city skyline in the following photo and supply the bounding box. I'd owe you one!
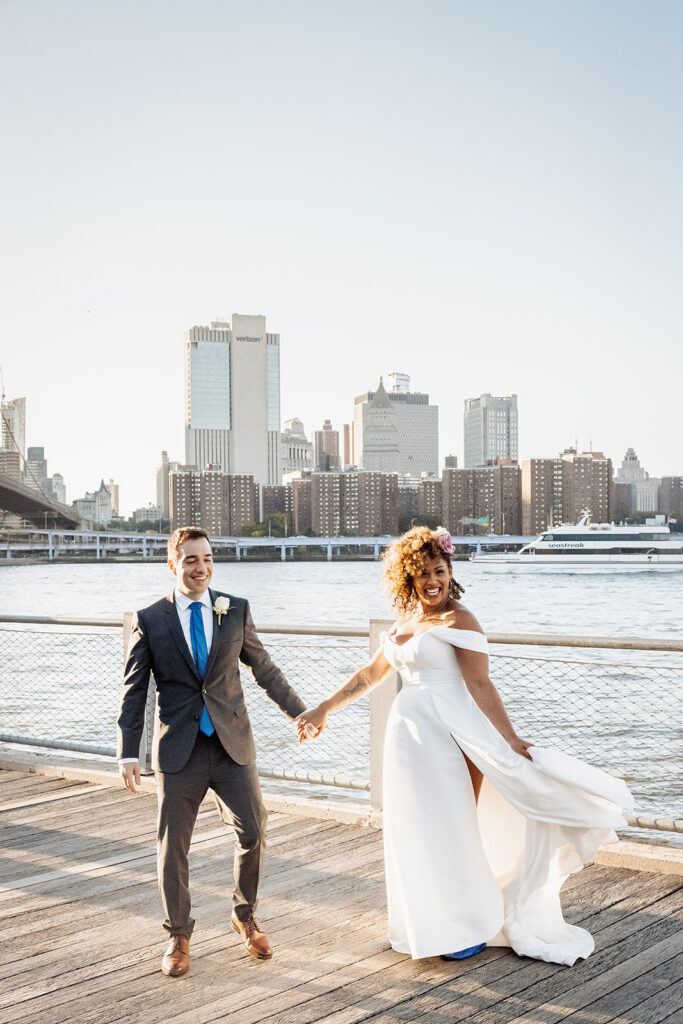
[2,2,682,511]
[5,369,683,520]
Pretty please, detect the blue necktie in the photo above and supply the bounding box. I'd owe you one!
[190,601,214,737]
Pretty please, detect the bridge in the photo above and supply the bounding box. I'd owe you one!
[0,529,533,560]
[0,472,80,530]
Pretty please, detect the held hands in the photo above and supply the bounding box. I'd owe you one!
[509,735,534,761]
[119,762,141,793]
[295,705,329,744]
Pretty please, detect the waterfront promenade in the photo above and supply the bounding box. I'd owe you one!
[2,767,682,1024]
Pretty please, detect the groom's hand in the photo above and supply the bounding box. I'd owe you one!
[119,761,141,793]
[295,707,328,744]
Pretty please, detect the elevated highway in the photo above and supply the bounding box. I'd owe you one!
[0,473,80,530]
[0,528,533,560]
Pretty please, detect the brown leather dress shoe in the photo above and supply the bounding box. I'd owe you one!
[161,935,190,976]
[231,912,273,959]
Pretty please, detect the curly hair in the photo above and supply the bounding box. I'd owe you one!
[382,526,465,613]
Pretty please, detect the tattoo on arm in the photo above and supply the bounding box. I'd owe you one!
[340,671,371,703]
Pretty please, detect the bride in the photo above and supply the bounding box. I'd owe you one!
[296,526,633,966]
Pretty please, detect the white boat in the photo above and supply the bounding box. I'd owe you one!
[472,513,683,570]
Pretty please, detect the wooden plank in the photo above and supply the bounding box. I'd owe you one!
[561,954,683,1024]
[2,774,681,1024]
[0,781,103,813]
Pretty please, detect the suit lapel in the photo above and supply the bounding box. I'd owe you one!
[203,589,241,680]
[203,589,222,681]
[164,592,202,681]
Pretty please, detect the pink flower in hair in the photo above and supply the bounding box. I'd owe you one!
[436,527,454,554]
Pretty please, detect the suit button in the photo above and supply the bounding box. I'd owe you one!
[202,688,207,695]
[194,714,200,721]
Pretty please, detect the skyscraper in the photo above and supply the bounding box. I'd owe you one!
[281,418,313,476]
[313,419,341,471]
[156,451,172,520]
[184,314,281,486]
[26,447,48,490]
[353,375,438,476]
[442,464,521,536]
[521,458,563,534]
[560,449,612,523]
[614,448,660,514]
[463,393,518,468]
[0,396,26,479]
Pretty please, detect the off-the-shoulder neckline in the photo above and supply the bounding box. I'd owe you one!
[386,624,486,648]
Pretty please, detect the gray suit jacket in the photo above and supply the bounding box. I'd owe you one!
[117,589,306,772]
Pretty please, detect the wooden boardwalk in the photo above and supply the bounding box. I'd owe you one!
[1,769,681,1024]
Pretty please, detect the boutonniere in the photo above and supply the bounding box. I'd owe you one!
[213,596,231,625]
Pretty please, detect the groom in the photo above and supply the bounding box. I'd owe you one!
[117,526,307,977]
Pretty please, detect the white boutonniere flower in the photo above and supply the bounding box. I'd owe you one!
[213,596,231,625]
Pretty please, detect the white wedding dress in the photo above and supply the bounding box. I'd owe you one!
[381,626,634,966]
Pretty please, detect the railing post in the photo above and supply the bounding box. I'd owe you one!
[123,610,155,775]
[369,618,401,812]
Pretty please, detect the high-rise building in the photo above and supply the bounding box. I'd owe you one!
[310,469,398,537]
[521,458,563,535]
[311,473,343,536]
[661,478,682,519]
[156,451,172,520]
[45,472,66,505]
[355,379,400,474]
[169,468,258,534]
[313,419,340,472]
[26,447,47,490]
[281,418,313,476]
[613,481,634,522]
[418,477,443,523]
[292,477,312,534]
[463,393,518,468]
[106,479,120,516]
[343,424,352,468]
[398,477,419,525]
[184,314,281,486]
[1,397,26,460]
[614,448,659,514]
[560,449,612,523]
[353,375,438,476]
[357,472,399,536]
[0,396,26,480]
[262,484,292,521]
[443,463,521,536]
[0,450,21,479]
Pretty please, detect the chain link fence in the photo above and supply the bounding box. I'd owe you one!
[0,620,680,825]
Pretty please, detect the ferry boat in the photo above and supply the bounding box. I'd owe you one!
[472,513,683,570]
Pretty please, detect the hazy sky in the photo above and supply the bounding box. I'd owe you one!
[1,0,681,513]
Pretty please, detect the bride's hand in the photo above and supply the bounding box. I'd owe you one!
[295,706,329,743]
[509,735,534,761]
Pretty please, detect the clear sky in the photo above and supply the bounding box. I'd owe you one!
[1,0,681,514]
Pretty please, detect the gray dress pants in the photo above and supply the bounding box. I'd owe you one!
[156,731,268,938]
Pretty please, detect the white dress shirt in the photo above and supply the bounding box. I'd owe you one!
[119,587,214,764]
[174,586,214,654]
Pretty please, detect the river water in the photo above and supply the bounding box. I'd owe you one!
[2,560,681,824]
[4,558,683,637]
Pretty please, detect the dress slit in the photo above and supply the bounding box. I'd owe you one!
[381,625,634,965]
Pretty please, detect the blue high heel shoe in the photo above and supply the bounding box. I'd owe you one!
[441,942,487,961]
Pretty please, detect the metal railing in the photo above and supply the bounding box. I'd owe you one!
[0,615,680,833]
